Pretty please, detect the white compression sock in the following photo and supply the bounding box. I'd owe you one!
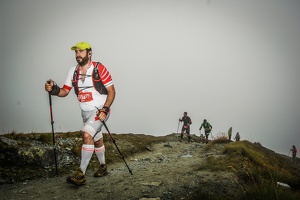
[95,145,106,165]
[80,144,95,174]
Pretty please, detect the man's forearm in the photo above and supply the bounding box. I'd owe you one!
[104,85,116,107]
[57,88,69,97]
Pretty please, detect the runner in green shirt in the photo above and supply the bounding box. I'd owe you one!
[199,119,212,144]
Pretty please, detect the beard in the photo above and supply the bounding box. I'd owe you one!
[76,54,89,66]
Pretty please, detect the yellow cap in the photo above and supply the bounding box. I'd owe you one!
[71,42,92,50]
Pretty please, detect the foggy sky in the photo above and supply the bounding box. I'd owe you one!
[1,0,300,156]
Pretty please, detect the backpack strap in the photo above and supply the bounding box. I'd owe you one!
[72,65,80,96]
[93,62,100,80]
[92,62,108,95]
[72,62,108,96]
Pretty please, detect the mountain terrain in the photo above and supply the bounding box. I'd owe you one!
[1,131,300,200]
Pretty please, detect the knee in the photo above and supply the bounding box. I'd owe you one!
[94,138,104,147]
[82,132,93,144]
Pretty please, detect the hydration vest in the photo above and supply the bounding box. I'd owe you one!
[72,62,108,96]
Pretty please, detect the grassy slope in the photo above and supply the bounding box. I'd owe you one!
[196,138,300,200]
[1,131,300,199]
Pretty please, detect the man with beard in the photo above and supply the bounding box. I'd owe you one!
[45,42,116,186]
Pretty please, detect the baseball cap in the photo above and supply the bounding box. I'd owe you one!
[71,42,92,50]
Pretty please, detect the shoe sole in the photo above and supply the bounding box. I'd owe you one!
[66,176,86,186]
[94,171,108,177]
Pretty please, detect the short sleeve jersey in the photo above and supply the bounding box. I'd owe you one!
[181,116,192,126]
[63,61,113,111]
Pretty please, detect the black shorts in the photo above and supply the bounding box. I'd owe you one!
[182,126,190,134]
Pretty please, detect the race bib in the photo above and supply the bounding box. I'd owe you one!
[78,91,93,102]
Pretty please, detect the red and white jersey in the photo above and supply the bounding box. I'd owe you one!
[63,61,113,111]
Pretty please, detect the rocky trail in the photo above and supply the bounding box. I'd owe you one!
[1,139,241,200]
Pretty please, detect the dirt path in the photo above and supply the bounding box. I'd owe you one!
[1,140,240,200]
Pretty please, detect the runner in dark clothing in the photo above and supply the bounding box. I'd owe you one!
[234,132,240,142]
[290,145,297,164]
[179,112,192,143]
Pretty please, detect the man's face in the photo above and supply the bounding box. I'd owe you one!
[75,49,89,66]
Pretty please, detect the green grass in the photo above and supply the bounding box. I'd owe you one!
[195,136,300,199]
[223,141,300,186]
[242,180,300,200]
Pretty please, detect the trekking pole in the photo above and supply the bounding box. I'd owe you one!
[177,120,180,137]
[102,121,133,175]
[95,107,133,175]
[47,81,59,177]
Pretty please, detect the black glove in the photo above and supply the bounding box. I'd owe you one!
[50,82,60,96]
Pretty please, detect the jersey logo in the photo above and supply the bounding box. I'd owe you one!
[77,91,93,102]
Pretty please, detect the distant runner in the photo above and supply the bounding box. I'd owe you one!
[290,145,297,164]
[199,119,212,144]
[228,127,232,141]
[234,132,240,142]
[179,112,192,143]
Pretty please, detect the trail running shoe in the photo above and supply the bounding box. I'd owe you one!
[94,164,108,177]
[66,168,86,186]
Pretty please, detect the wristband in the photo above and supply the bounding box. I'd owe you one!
[101,106,110,114]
